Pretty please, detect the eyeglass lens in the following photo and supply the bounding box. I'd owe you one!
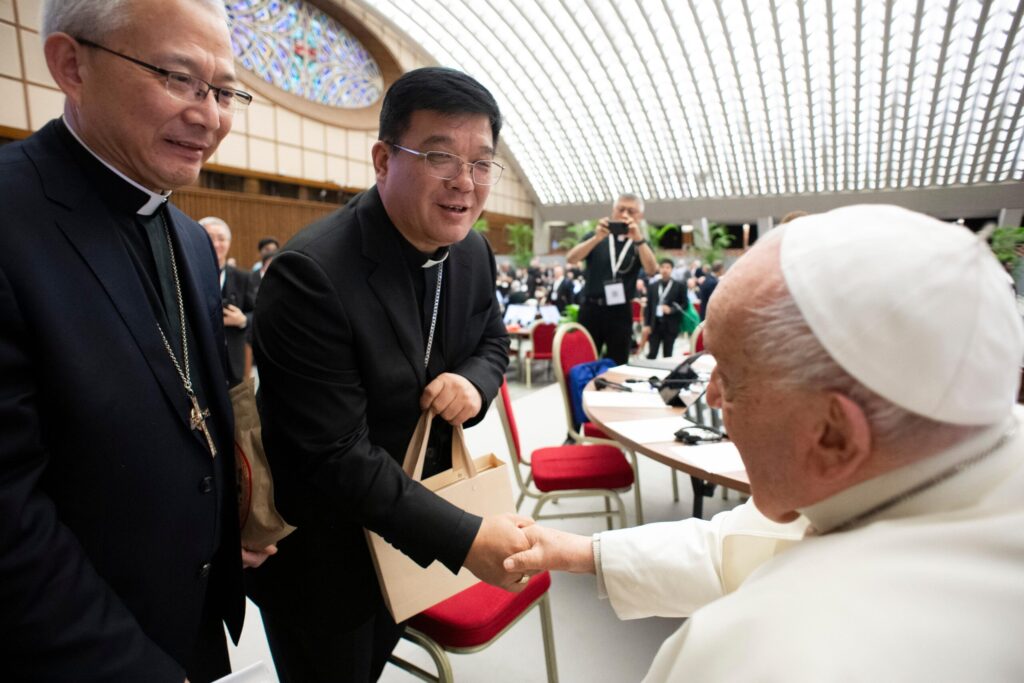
[424,152,501,185]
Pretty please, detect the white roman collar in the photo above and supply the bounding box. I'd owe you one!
[63,115,171,216]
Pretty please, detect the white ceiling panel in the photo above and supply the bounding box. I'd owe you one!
[356,0,1024,206]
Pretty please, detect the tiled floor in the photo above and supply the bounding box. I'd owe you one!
[228,364,742,682]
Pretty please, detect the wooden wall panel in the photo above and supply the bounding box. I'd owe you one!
[173,187,341,269]
[172,187,532,265]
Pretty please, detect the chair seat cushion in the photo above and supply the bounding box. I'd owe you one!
[582,422,610,439]
[531,444,634,491]
[408,571,551,649]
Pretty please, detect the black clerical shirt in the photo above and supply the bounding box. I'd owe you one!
[393,223,453,477]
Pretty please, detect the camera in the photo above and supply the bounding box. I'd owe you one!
[607,221,628,237]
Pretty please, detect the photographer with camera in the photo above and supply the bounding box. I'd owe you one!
[566,193,657,364]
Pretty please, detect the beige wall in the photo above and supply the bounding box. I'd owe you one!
[0,0,535,220]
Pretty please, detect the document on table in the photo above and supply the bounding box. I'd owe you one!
[612,364,671,380]
[214,662,276,683]
[584,391,667,408]
[672,441,745,474]
[603,416,696,443]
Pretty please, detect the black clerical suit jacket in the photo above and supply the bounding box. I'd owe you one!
[0,120,244,680]
[220,265,256,386]
[248,187,509,628]
[644,278,687,328]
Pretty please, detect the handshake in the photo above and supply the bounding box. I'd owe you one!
[463,513,596,591]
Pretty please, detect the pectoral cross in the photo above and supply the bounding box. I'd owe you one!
[188,392,218,458]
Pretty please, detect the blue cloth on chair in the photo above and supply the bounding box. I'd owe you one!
[567,358,617,430]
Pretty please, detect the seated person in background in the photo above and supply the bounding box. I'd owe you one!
[507,279,528,305]
[504,204,1024,682]
[548,264,574,313]
[644,258,688,359]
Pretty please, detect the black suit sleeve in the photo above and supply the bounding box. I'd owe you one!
[254,251,481,574]
[0,265,183,681]
[451,239,510,428]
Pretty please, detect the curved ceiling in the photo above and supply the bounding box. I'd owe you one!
[354,0,1024,209]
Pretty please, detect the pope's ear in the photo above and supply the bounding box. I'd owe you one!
[810,392,872,482]
[44,33,87,104]
[371,141,390,185]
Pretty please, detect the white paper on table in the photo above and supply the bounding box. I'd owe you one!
[672,441,745,474]
[584,391,669,408]
[604,416,696,444]
[213,662,276,683]
[611,364,671,379]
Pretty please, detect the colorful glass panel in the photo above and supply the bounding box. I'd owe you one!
[227,0,383,108]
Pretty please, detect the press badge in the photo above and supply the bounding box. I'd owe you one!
[603,279,626,305]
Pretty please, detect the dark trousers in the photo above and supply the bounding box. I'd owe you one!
[647,318,679,359]
[260,596,405,683]
[578,302,632,365]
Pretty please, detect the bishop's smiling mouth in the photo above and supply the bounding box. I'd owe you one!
[439,203,469,214]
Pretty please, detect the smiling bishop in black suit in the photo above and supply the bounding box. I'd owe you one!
[0,0,278,681]
[248,67,532,682]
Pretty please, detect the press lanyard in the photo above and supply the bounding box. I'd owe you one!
[606,234,633,277]
[657,280,672,305]
[424,263,443,368]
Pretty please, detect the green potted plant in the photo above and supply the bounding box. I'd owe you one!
[694,223,733,264]
[558,219,596,251]
[506,222,534,269]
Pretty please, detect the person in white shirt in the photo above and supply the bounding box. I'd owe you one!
[505,204,1024,682]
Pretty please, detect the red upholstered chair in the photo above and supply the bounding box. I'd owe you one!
[389,572,558,682]
[497,380,637,529]
[691,321,705,353]
[553,323,647,523]
[524,322,556,388]
[552,323,613,443]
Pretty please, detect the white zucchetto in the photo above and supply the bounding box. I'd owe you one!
[781,204,1023,425]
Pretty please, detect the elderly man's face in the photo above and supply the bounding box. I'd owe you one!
[72,0,236,191]
[612,198,643,222]
[203,221,231,269]
[703,242,820,522]
[374,109,493,253]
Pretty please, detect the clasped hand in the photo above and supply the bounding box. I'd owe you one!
[420,373,481,426]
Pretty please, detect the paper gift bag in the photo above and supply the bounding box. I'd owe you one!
[365,411,516,622]
[231,378,296,548]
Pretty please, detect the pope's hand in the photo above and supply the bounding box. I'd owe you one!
[503,524,596,575]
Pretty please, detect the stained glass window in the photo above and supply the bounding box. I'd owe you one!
[227,0,383,108]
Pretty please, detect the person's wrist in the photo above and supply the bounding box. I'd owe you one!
[633,238,647,246]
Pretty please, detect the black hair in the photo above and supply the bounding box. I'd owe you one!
[659,258,674,267]
[257,237,279,251]
[378,67,502,146]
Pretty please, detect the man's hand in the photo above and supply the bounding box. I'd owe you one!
[241,544,277,569]
[463,514,534,591]
[503,524,596,575]
[626,217,644,243]
[660,304,672,315]
[223,304,247,328]
[594,218,611,240]
[420,373,482,425]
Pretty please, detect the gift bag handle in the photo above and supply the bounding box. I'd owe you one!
[401,410,478,482]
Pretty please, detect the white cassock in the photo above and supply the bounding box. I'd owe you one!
[597,406,1024,682]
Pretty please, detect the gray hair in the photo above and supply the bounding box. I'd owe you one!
[742,230,976,451]
[198,216,231,240]
[42,0,227,40]
[615,192,645,213]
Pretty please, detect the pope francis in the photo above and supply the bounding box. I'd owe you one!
[505,204,1024,682]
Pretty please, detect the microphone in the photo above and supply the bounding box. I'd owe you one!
[594,377,632,392]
